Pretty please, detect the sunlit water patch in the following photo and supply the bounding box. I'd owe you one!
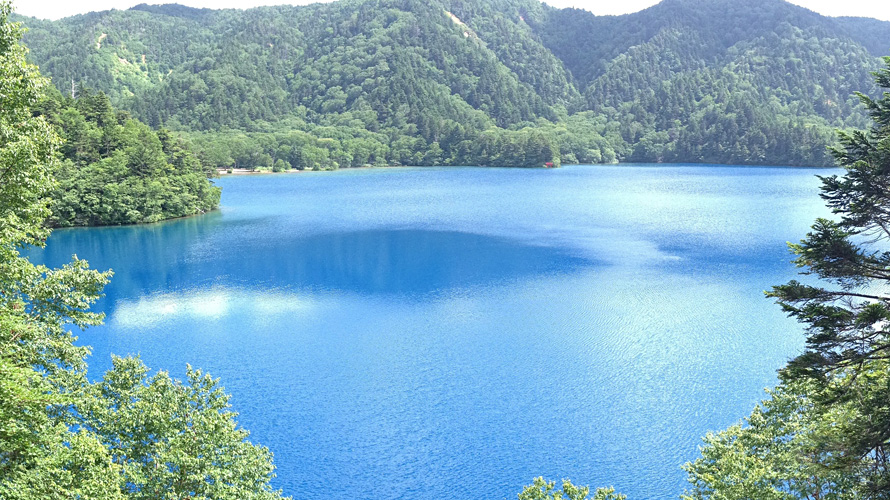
[34,165,834,500]
[111,287,318,327]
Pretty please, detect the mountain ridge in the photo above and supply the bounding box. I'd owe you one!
[14,0,890,167]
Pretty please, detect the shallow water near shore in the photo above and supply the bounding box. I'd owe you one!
[36,164,834,499]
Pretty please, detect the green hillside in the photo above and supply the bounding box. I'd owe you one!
[15,0,890,167]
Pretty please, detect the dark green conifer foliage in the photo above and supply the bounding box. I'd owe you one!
[770,56,890,380]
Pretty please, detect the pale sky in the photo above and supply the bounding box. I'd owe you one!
[13,0,890,22]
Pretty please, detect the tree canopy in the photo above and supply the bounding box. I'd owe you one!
[518,477,625,500]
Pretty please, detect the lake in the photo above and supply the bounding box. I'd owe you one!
[36,164,833,499]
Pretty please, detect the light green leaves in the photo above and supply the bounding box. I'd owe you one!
[518,477,625,500]
[80,356,285,500]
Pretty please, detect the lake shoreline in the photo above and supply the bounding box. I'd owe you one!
[49,207,221,230]
[215,161,835,176]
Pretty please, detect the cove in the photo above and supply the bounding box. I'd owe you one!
[35,164,834,499]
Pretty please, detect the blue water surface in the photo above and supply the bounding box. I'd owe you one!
[35,164,835,499]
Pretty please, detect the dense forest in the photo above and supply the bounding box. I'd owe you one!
[37,88,220,226]
[15,0,890,168]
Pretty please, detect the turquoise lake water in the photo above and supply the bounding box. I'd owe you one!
[36,164,835,499]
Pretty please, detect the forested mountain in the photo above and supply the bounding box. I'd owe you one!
[15,0,890,167]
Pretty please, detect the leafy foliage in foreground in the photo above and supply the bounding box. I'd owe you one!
[0,5,286,498]
[683,56,890,499]
[80,356,283,500]
[16,0,890,167]
[36,88,220,226]
[518,477,626,500]
[683,379,862,499]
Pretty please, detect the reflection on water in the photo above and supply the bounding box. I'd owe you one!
[33,165,835,500]
[40,228,594,301]
[202,229,595,295]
